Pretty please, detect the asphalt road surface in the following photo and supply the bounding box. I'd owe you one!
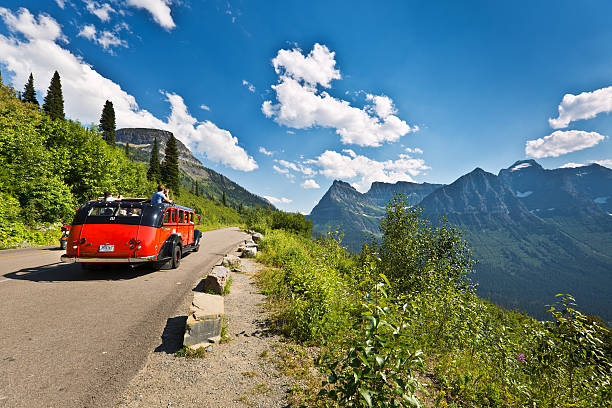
[0,227,248,408]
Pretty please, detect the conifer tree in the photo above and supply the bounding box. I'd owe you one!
[161,135,180,195]
[222,191,227,206]
[22,73,38,105]
[147,137,161,182]
[99,100,116,145]
[190,180,195,194]
[42,71,64,120]
[124,142,130,158]
[195,180,199,197]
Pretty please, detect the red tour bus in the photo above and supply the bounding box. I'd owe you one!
[61,198,201,269]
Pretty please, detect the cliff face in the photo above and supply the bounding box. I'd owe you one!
[116,128,272,209]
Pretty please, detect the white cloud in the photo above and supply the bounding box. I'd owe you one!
[286,130,295,134]
[78,24,126,51]
[549,86,612,129]
[84,1,115,22]
[525,130,606,158]
[590,159,612,168]
[55,0,66,9]
[342,149,357,158]
[272,165,289,174]
[259,146,273,156]
[264,195,292,205]
[275,159,316,177]
[126,0,175,30]
[301,179,320,189]
[272,43,341,88]
[405,147,423,154]
[242,79,255,93]
[262,43,418,147]
[311,150,430,192]
[560,162,586,168]
[200,104,210,111]
[0,7,256,172]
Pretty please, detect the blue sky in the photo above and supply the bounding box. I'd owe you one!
[1,1,611,212]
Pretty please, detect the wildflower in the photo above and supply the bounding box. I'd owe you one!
[517,353,526,363]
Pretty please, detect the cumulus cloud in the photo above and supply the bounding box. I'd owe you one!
[84,1,115,22]
[0,7,256,172]
[126,0,175,30]
[78,24,127,51]
[525,130,606,158]
[242,79,255,93]
[259,146,273,156]
[301,179,320,189]
[200,104,210,111]
[275,159,316,177]
[549,86,612,129]
[405,147,423,154]
[264,195,292,205]
[55,0,66,9]
[310,150,430,192]
[262,43,418,147]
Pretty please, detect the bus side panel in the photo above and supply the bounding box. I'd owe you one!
[133,226,160,258]
[65,224,84,257]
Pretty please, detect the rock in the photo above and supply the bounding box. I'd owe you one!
[251,232,263,243]
[202,266,230,295]
[221,254,241,268]
[183,292,224,348]
[241,247,257,258]
[244,240,258,248]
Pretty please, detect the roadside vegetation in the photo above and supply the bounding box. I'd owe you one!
[0,76,245,248]
[254,194,611,407]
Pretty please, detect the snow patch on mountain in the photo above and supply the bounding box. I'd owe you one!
[516,191,533,198]
[594,196,609,204]
[510,162,532,172]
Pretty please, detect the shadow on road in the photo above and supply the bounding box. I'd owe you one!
[3,262,155,282]
[155,316,188,354]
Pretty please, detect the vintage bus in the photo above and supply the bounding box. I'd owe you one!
[61,199,201,269]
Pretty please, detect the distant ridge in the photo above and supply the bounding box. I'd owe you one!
[116,128,272,209]
[308,161,612,323]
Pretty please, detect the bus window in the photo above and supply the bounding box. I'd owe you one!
[171,209,177,223]
[179,210,184,224]
[163,210,171,224]
[190,213,194,224]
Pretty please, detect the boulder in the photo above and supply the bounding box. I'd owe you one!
[241,247,257,258]
[202,266,230,295]
[221,254,241,268]
[184,292,224,348]
[251,232,263,243]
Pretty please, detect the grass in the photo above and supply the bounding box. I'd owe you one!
[220,316,230,344]
[223,276,233,296]
[174,345,208,359]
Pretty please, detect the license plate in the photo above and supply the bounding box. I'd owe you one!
[99,244,114,252]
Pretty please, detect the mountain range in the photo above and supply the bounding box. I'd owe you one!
[308,160,612,322]
[115,128,272,209]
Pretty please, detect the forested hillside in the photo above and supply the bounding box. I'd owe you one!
[0,77,244,248]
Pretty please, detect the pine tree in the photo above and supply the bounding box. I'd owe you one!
[99,100,116,145]
[42,71,64,120]
[161,134,180,195]
[22,73,38,105]
[195,180,199,197]
[147,137,161,182]
[222,191,227,206]
[190,180,195,194]
[124,142,130,158]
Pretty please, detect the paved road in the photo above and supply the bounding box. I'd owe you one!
[0,227,248,408]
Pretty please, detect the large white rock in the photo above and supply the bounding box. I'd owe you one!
[221,254,241,268]
[184,292,224,348]
[241,247,257,258]
[251,232,264,243]
[202,266,230,295]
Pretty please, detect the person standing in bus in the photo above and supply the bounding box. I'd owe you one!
[151,185,172,204]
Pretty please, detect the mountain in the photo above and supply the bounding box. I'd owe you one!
[309,161,612,323]
[116,128,272,209]
[308,180,443,250]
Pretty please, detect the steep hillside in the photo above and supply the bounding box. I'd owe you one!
[116,128,272,209]
[366,181,442,207]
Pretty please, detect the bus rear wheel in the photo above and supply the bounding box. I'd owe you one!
[171,246,182,269]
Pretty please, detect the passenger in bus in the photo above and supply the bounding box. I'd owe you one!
[151,185,172,205]
[104,191,117,202]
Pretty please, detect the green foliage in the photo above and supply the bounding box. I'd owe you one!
[99,100,116,145]
[22,73,38,106]
[161,134,180,195]
[245,206,313,238]
[124,142,130,158]
[319,277,424,408]
[175,346,207,358]
[222,190,227,206]
[42,71,64,120]
[255,193,612,407]
[146,136,161,182]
